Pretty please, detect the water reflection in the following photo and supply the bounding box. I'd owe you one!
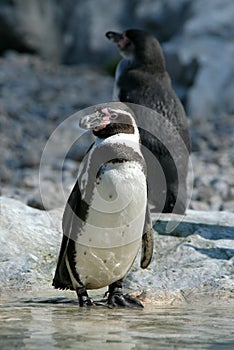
[0,292,234,350]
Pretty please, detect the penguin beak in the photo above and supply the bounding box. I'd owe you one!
[79,110,111,131]
[105,31,123,43]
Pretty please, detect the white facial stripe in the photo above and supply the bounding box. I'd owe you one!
[107,108,132,118]
[107,108,138,131]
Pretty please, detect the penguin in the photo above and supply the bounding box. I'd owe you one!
[52,102,154,307]
[105,29,191,214]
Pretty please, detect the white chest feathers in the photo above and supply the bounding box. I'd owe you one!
[75,161,147,289]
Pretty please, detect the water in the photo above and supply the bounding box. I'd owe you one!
[1,290,234,350]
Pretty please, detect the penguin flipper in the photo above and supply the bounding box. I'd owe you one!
[113,59,132,101]
[53,180,84,290]
[52,235,74,290]
[141,205,154,269]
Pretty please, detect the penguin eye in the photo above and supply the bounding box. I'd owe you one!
[110,113,118,119]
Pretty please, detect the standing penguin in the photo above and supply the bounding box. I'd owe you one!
[53,103,153,307]
[106,29,190,214]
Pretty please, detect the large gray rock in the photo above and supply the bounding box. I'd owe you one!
[164,0,234,117]
[0,0,125,63]
[1,197,233,302]
[134,0,190,41]
[0,197,62,290]
[128,210,234,302]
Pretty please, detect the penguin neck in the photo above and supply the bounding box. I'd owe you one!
[126,49,166,74]
[137,58,166,74]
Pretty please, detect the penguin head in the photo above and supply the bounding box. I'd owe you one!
[106,31,135,59]
[79,105,138,138]
[106,29,166,71]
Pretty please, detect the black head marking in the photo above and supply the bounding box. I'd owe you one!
[92,107,136,138]
[126,29,166,69]
[107,29,166,72]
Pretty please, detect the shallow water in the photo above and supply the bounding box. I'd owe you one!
[1,290,234,350]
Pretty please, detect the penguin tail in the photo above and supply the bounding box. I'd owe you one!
[52,272,74,291]
[52,257,75,291]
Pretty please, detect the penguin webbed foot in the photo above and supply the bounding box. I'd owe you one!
[106,282,144,308]
[107,291,144,308]
[76,287,95,307]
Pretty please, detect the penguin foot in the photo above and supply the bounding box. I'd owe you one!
[107,291,144,308]
[76,287,110,307]
[76,287,94,307]
[107,282,144,308]
[76,284,143,308]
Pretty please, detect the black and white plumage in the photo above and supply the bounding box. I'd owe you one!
[53,103,153,307]
[106,29,191,214]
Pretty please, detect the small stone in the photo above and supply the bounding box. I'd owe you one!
[189,200,210,211]
[210,179,230,201]
[209,195,223,211]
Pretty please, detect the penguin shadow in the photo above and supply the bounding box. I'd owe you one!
[154,220,234,260]
[20,296,115,308]
[184,246,234,260]
[21,297,79,306]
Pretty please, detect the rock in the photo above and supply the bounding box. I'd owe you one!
[222,201,234,213]
[0,1,35,54]
[0,197,233,301]
[0,197,62,290]
[27,180,70,211]
[7,0,62,62]
[135,0,190,42]
[209,195,223,211]
[189,200,210,211]
[27,195,45,211]
[164,0,234,117]
[0,0,125,64]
